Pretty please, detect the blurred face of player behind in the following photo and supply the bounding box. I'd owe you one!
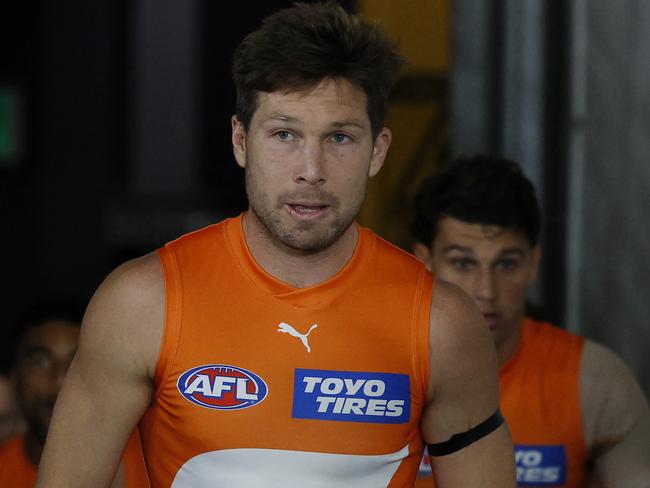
[232,77,390,254]
[416,217,540,363]
[14,320,79,448]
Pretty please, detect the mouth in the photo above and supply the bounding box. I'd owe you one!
[482,312,499,329]
[286,202,330,219]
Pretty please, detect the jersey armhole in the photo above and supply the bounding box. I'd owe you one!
[412,268,433,405]
[153,245,183,399]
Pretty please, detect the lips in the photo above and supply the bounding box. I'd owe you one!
[482,312,499,329]
[286,202,330,219]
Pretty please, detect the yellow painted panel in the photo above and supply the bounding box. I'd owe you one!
[359,0,450,72]
[356,0,452,248]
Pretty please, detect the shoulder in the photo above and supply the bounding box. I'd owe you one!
[524,318,583,345]
[430,280,487,343]
[80,253,164,380]
[366,228,430,275]
[164,219,230,253]
[518,319,584,370]
[580,338,649,448]
[87,253,164,328]
[101,252,163,291]
[428,280,496,392]
[580,339,646,409]
[581,339,634,379]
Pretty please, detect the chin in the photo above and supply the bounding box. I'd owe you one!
[281,231,338,253]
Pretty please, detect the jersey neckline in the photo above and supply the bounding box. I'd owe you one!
[224,213,372,308]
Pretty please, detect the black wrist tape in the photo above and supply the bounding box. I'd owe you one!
[427,408,504,457]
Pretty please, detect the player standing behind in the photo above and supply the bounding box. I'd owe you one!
[411,155,650,488]
[0,303,148,487]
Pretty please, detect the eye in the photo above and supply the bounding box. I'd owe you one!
[450,257,475,271]
[24,353,54,371]
[274,130,295,142]
[495,259,519,271]
[331,133,351,144]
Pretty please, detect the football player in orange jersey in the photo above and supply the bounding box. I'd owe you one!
[411,155,650,487]
[0,303,147,487]
[0,304,82,487]
[0,365,24,445]
[38,4,515,487]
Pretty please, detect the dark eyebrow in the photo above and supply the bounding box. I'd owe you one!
[498,248,525,257]
[328,120,366,130]
[263,115,366,130]
[264,115,300,124]
[442,244,474,255]
[442,246,526,257]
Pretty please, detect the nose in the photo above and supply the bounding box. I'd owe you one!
[473,269,497,303]
[294,139,326,185]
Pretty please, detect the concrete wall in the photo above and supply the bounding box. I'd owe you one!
[566,0,650,394]
[453,0,650,395]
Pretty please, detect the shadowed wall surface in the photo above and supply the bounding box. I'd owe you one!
[566,0,650,395]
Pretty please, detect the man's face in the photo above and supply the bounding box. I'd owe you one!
[232,77,391,252]
[415,217,540,353]
[14,320,79,443]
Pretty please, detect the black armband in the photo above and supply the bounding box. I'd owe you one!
[427,408,504,457]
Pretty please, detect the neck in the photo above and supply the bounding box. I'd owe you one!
[23,429,43,467]
[242,211,358,288]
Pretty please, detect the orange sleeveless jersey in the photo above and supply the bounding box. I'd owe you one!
[0,436,36,487]
[124,429,150,487]
[139,215,432,487]
[0,432,147,487]
[415,318,586,487]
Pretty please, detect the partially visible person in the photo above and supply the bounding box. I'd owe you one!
[0,362,24,445]
[0,303,148,487]
[411,155,650,488]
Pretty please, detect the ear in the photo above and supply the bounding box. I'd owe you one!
[412,242,433,272]
[231,115,247,169]
[368,127,392,177]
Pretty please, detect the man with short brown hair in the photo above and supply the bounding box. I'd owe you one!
[38,5,515,487]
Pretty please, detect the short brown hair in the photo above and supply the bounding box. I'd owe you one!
[232,2,404,138]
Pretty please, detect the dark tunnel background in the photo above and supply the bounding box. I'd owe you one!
[0,1,357,353]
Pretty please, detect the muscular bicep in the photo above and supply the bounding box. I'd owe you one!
[37,253,164,487]
[422,280,515,487]
[581,340,650,487]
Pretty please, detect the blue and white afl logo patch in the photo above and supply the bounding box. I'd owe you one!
[177,364,268,410]
[292,368,410,424]
[515,445,566,485]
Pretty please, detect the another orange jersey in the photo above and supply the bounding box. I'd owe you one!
[0,435,37,488]
[123,429,149,487]
[416,318,586,487]
[0,431,147,487]
[140,215,432,487]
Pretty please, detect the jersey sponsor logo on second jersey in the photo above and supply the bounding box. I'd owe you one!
[177,364,268,410]
[292,368,410,424]
[515,445,566,485]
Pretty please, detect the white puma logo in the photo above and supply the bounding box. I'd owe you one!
[277,322,318,353]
